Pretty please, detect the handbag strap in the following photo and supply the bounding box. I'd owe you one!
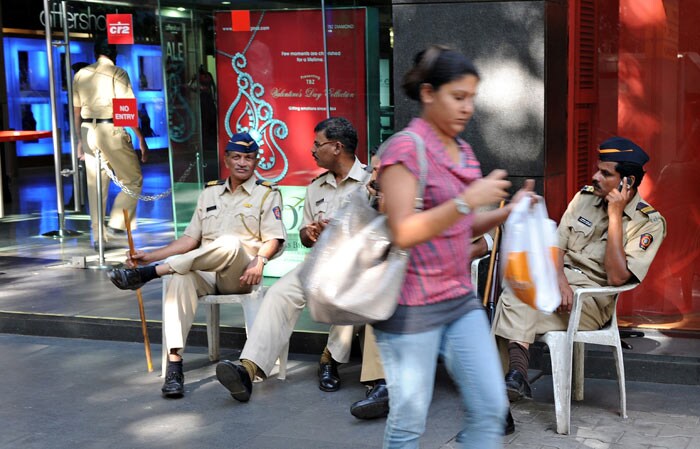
[377,130,428,211]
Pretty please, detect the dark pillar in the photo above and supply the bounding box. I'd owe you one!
[392,0,568,217]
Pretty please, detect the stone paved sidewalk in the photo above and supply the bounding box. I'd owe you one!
[3,333,699,449]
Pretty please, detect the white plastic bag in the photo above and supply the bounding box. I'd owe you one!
[501,199,561,313]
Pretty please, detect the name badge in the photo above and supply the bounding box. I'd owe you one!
[577,216,592,227]
[206,205,217,212]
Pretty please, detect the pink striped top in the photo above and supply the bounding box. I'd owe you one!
[379,118,482,306]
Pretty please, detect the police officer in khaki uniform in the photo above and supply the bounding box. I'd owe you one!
[72,36,148,245]
[214,117,386,404]
[492,136,666,433]
[108,133,286,398]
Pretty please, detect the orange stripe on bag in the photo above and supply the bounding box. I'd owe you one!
[504,251,536,308]
[550,246,559,266]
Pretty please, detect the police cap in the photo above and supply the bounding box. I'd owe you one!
[598,136,649,166]
[226,132,259,154]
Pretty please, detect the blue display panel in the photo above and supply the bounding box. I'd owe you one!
[3,36,167,156]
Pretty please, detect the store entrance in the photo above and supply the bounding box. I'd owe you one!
[1,0,213,240]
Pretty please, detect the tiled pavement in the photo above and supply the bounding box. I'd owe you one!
[2,333,699,449]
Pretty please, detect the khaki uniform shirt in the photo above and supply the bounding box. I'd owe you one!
[184,176,287,258]
[557,187,667,286]
[73,57,135,119]
[301,158,370,229]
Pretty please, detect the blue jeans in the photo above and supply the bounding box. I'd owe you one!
[375,308,507,449]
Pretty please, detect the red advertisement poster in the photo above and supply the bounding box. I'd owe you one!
[215,9,367,185]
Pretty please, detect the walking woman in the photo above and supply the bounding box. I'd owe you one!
[375,45,533,448]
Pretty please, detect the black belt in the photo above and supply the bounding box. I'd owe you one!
[81,118,113,124]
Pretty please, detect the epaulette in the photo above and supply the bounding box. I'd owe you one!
[311,171,330,183]
[255,179,278,190]
[636,202,657,215]
[205,179,226,188]
[580,185,595,194]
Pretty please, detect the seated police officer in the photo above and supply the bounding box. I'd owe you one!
[492,137,666,433]
[214,117,381,402]
[108,132,286,398]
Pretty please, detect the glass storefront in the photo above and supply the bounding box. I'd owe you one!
[2,0,697,333]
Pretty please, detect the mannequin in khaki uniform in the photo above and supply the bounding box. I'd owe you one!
[215,117,387,405]
[492,136,666,433]
[108,133,286,398]
[72,37,148,244]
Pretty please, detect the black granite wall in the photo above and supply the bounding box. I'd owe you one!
[392,0,567,208]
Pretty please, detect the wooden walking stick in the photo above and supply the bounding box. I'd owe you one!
[123,209,153,372]
[483,200,506,324]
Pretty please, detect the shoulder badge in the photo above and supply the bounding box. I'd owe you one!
[311,170,330,183]
[636,201,657,215]
[580,185,595,194]
[205,179,226,188]
[636,201,663,223]
[255,179,278,190]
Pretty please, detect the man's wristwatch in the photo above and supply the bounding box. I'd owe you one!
[257,255,269,265]
[453,197,472,215]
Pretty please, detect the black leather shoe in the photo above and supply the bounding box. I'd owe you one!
[350,379,389,419]
[504,408,515,435]
[505,369,532,402]
[318,361,340,392]
[216,360,252,402]
[108,268,146,290]
[161,362,184,398]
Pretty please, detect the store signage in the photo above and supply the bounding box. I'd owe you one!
[112,98,138,127]
[37,2,112,32]
[215,9,367,186]
[107,14,134,45]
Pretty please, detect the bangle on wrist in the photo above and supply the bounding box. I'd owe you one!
[257,255,269,265]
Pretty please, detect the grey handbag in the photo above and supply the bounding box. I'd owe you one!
[299,131,428,325]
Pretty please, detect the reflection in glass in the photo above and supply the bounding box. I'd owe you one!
[138,55,163,91]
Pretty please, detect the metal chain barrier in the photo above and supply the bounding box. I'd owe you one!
[62,148,196,201]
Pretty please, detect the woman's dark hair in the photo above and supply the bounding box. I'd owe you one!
[402,45,480,101]
[314,117,358,154]
[615,162,646,188]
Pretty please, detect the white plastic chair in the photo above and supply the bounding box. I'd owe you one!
[537,282,638,434]
[160,275,289,380]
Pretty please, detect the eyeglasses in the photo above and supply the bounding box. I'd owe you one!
[313,140,338,150]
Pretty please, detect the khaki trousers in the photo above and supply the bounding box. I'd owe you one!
[241,263,354,377]
[82,122,142,237]
[163,235,252,351]
[491,267,615,370]
[360,325,385,383]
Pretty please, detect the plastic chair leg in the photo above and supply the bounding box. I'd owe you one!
[547,335,572,435]
[206,303,221,362]
[613,340,628,419]
[573,342,585,401]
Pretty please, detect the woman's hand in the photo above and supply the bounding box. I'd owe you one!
[507,179,536,211]
[461,169,511,209]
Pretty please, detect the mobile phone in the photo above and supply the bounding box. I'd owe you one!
[618,178,631,191]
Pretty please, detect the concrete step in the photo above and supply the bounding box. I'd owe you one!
[3,310,700,385]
